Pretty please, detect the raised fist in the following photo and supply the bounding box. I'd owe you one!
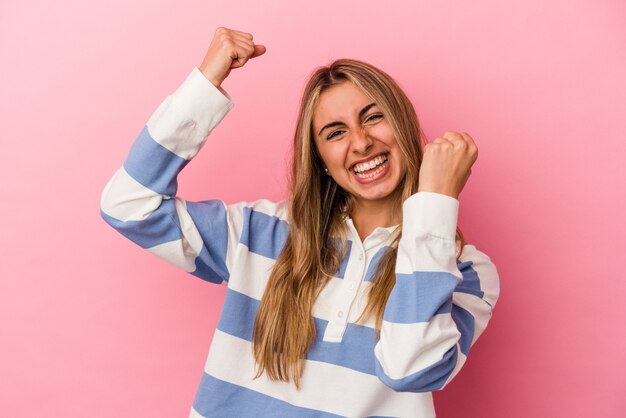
[417,131,478,199]
[198,27,266,87]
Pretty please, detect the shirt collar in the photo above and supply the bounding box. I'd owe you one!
[344,218,399,251]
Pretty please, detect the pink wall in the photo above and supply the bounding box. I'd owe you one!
[1,0,625,416]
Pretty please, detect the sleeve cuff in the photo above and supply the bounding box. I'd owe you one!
[173,67,233,109]
[145,68,235,160]
[402,192,459,241]
[169,67,234,125]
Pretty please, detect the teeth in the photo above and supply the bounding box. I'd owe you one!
[353,155,387,174]
[354,157,388,178]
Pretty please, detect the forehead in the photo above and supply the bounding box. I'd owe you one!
[313,82,374,125]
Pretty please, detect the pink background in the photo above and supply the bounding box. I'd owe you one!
[1,0,625,416]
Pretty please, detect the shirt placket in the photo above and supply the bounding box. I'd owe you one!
[322,238,367,343]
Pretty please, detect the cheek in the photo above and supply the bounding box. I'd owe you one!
[393,148,405,167]
[319,144,348,167]
[370,122,396,144]
[388,147,406,176]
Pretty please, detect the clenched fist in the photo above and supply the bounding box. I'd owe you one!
[417,131,478,199]
[199,27,266,87]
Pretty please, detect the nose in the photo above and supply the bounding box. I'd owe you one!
[350,127,373,155]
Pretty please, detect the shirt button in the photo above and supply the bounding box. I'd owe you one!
[358,253,364,260]
[337,311,344,318]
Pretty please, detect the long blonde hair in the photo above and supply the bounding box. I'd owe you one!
[252,59,465,388]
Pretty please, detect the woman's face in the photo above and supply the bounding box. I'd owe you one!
[312,82,404,208]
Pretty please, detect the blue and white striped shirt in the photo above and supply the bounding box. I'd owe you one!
[100,68,500,417]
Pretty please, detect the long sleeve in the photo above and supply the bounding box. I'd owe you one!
[374,192,500,392]
[100,68,240,284]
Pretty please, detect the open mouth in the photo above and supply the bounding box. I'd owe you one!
[352,154,389,179]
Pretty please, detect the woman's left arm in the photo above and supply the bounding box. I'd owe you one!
[374,191,500,392]
[374,129,499,392]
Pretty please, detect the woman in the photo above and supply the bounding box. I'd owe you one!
[101,27,499,417]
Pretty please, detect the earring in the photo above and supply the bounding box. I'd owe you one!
[324,167,329,175]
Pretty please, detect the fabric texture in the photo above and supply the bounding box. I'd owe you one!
[100,67,500,418]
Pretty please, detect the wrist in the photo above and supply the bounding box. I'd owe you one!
[198,63,225,88]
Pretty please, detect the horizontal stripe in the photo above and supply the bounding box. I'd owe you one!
[190,246,228,284]
[309,318,377,375]
[186,199,229,281]
[225,251,275,299]
[224,252,377,328]
[240,207,289,260]
[147,239,198,273]
[123,126,188,196]
[451,304,475,355]
[452,291,492,345]
[384,272,460,323]
[193,373,342,418]
[100,198,181,249]
[459,244,500,307]
[205,330,435,417]
[455,259,485,298]
[335,240,352,279]
[442,349,468,389]
[375,315,460,380]
[364,246,388,282]
[216,289,259,341]
[100,167,166,222]
[216,289,379,375]
[375,344,458,392]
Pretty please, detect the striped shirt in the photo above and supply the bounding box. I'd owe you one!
[100,68,500,417]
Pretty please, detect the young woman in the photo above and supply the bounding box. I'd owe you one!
[101,27,499,417]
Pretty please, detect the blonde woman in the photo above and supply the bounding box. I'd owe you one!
[101,27,500,417]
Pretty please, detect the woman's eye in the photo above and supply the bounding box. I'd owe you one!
[364,113,383,124]
[327,130,345,140]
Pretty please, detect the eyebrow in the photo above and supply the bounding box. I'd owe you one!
[317,103,377,136]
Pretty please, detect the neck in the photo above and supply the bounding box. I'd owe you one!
[350,199,400,241]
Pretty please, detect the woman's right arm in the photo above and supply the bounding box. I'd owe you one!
[100,28,266,284]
